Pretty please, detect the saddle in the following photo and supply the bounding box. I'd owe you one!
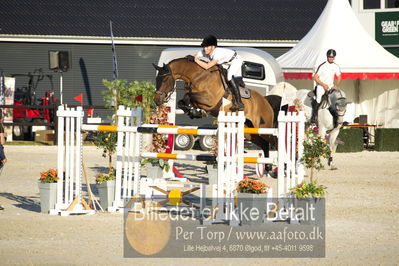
[217,65,251,99]
[309,89,342,127]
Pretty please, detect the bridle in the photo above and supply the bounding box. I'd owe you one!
[156,57,200,104]
[155,64,175,103]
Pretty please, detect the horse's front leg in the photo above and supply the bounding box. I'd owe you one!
[177,94,206,119]
[327,128,340,170]
[177,94,193,113]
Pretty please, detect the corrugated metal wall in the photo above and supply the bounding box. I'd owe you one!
[0,42,290,110]
[0,42,172,107]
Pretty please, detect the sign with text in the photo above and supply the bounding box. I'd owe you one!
[375,12,399,46]
[123,197,326,258]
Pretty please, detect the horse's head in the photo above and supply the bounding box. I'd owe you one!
[331,89,347,114]
[330,89,347,125]
[152,63,175,106]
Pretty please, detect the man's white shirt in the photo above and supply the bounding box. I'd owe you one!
[314,61,341,89]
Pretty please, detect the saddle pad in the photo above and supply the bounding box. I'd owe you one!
[240,87,251,99]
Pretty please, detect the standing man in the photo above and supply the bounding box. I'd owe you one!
[311,49,342,123]
[194,35,245,111]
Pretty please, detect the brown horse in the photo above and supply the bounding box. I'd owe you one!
[153,56,275,160]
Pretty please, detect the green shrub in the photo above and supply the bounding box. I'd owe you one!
[336,128,364,153]
[375,128,399,151]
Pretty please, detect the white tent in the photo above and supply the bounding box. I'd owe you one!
[277,0,399,127]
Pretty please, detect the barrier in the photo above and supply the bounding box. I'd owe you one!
[52,106,94,215]
[53,105,305,223]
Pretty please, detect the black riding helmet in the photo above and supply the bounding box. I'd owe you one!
[326,49,337,58]
[201,35,217,47]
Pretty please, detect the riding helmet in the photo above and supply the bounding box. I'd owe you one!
[326,49,337,57]
[201,35,218,47]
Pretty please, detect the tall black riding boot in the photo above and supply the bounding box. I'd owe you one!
[311,99,319,124]
[229,79,245,111]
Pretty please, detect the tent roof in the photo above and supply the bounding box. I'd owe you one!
[277,0,399,80]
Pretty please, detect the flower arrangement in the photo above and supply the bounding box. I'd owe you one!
[301,125,331,181]
[141,105,171,172]
[95,168,116,184]
[236,178,270,194]
[204,136,218,166]
[39,168,59,183]
[290,180,326,199]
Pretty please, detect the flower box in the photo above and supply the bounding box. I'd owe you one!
[96,180,115,211]
[145,164,163,180]
[38,182,57,214]
[237,192,268,226]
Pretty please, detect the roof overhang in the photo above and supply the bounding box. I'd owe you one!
[284,72,399,80]
[0,34,297,47]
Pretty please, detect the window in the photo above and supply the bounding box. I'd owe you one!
[241,62,265,80]
[386,0,399,8]
[363,0,381,9]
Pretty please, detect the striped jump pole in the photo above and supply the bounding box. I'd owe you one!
[141,152,275,164]
[81,124,277,136]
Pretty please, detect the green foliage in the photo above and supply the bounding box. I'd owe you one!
[102,79,156,123]
[95,169,116,184]
[336,128,364,153]
[140,158,170,172]
[92,131,117,174]
[290,180,327,199]
[301,125,331,176]
[94,79,157,175]
[375,128,399,151]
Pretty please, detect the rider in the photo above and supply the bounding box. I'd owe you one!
[194,35,245,111]
[311,49,342,123]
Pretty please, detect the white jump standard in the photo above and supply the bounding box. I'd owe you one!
[54,105,305,225]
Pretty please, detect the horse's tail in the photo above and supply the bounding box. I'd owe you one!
[265,95,285,128]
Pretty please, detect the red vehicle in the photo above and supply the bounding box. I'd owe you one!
[11,70,57,140]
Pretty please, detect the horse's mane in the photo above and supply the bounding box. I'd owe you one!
[168,55,220,73]
[168,55,196,65]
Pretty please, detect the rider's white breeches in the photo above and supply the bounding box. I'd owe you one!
[227,57,243,81]
[315,86,326,103]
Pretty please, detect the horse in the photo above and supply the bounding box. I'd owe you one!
[153,56,277,166]
[294,89,347,169]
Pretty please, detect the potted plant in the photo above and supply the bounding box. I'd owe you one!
[96,80,157,208]
[38,168,59,213]
[236,178,270,226]
[291,125,329,224]
[301,125,331,181]
[290,181,326,225]
[95,169,116,211]
[92,131,118,211]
